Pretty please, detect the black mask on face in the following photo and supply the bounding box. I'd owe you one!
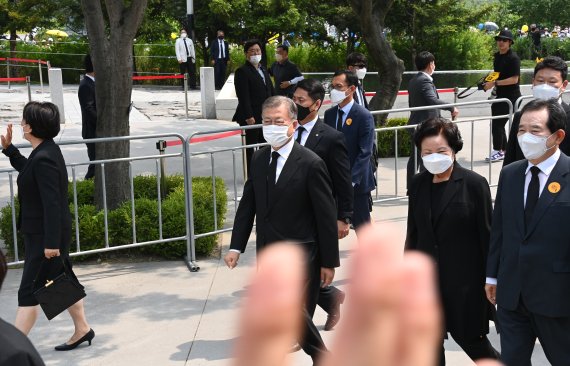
[218,36,224,40]
[296,101,317,122]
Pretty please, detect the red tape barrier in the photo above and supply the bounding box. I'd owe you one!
[322,88,456,105]
[132,74,184,80]
[165,130,242,147]
[0,77,27,82]
[0,57,48,65]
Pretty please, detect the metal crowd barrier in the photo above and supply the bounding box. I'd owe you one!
[5,133,200,271]
[515,90,570,111]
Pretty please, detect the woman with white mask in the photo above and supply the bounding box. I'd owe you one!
[406,117,500,365]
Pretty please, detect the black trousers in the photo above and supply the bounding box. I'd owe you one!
[299,243,327,363]
[352,192,372,229]
[179,60,196,89]
[85,142,95,179]
[213,59,227,90]
[498,301,570,366]
[243,126,265,177]
[491,95,519,151]
[406,127,424,192]
[439,334,499,365]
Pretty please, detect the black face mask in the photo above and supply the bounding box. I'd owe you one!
[296,101,317,122]
[218,36,224,40]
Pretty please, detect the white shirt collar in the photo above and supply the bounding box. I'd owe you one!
[339,99,354,115]
[421,71,433,82]
[526,148,561,176]
[299,116,318,133]
[271,135,295,159]
[85,74,95,82]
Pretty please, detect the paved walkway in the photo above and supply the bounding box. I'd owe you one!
[0,83,550,365]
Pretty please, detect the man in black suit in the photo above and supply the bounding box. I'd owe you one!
[293,78,353,331]
[324,70,376,230]
[0,251,45,366]
[503,56,569,167]
[407,51,459,190]
[78,54,96,179]
[232,39,275,176]
[269,44,303,98]
[486,98,570,365]
[210,30,230,90]
[346,52,369,109]
[224,96,339,363]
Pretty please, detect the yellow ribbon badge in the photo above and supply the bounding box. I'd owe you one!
[548,182,561,194]
[346,118,352,126]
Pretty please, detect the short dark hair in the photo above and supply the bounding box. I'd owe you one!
[414,117,464,153]
[346,52,367,67]
[262,96,297,119]
[333,70,359,88]
[295,78,325,104]
[0,250,6,292]
[22,101,61,139]
[534,56,568,81]
[520,98,567,133]
[415,51,435,71]
[244,39,262,53]
[277,44,289,53]
[84,54,93,73]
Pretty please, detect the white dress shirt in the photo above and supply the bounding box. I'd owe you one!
[486,148,561,286]
[294,117,318,146]
[421,71,434,82]
[269,137,295,183]
[337,99,354,128]
[175,37,196,63]
[218,40,225,59]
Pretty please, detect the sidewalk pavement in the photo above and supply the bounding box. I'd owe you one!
[0,83,549,365]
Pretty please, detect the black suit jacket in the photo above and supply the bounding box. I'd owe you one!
[407,72,453,126]
[503,102,570,167]
[229,142,339,268]
[0,319,45,366]
[354,82,369,109]
[303,119,353,220]
[406,163,495,338]
[232,62,275,125]
[78,76,96,139]
[323,102,376,194]
[210,39,229,62]
[487,152,570,317]
[2,140,71,249]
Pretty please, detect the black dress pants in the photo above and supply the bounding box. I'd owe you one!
[179,60,196,89]
[85,142,95,179]
[491,94,519,151]
[439,334,500,365]
[406,127,424,192]
[214,59,227,90]
[243,125,265,177]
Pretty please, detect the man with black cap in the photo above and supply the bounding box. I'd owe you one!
[483,29,521,163]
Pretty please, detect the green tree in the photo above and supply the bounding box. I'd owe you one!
[505,0,570,28]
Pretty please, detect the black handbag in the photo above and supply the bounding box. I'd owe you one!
[32,258,86,320]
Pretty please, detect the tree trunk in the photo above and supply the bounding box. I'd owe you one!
[9,28,17,78]
[349,0,405,126]
[81,0,148,210]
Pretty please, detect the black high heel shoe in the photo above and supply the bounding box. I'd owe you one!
[54,329,95,351]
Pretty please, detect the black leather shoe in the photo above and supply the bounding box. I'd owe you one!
[55,329,95,351]
[324,291,345,331]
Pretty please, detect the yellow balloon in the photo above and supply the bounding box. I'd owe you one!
[522,25,529,32]
[171,32,178,40]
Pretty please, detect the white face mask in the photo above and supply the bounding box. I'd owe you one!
[517,132,555,160]
[330,88,349,105]
[249,54,262,65]
[422,153,453,175]
[532,83,561,100]
[356,68,367,80]
[263,124,292,148]
[180,33,187,39]
[275,54,283,62]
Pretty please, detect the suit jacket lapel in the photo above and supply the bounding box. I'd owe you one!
[268,143,301,210]
[525,154,570,238]
[432,164,462,227]
[304,119,324,150]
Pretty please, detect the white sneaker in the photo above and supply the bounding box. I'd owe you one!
[485,150,499,162]
[487,150,505,163]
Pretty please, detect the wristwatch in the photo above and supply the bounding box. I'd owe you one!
[341,217,352,225]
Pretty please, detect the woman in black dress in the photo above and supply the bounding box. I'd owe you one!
[405,117,500,365]
[1,102,94,351]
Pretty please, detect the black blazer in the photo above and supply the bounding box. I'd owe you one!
[78,76,97,139]
[406,163,495,339]
[210,39,229,62]
[0,318,45,366]
[232,62,275,125]
[3,140,71,249]
[303,119,353,220]
[407,72,453,126]
[323,102,376,194]
[487,152,570,317]
[503,102,570,167]
[229,142,339,268]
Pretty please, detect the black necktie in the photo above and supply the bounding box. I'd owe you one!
[183,39,189,57]
[267,151,280,203]
[337,109,344,131]
[296,126,305,144]
[525,166,541,227]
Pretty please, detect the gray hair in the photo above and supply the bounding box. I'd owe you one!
[262,95,297,120]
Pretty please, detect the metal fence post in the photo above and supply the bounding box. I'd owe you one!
[26,76,31,102]
[184,73,189,119]
[183,134,200,272]
[454,86,458,104]
[156,140,168,198]
[241,130,248,181]
[38,59,44,94]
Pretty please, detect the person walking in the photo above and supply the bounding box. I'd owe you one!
[1,102,94,351]
[78,54,96,179]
